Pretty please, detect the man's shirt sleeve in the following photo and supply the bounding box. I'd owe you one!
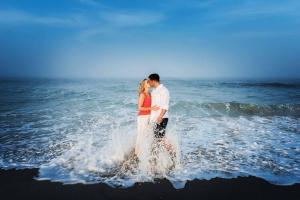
[160,88,169,110]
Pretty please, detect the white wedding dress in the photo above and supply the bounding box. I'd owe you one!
[135,115,152,159]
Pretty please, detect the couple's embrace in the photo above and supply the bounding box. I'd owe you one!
[134,73,174,163]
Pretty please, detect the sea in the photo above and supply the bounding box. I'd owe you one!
[0,78,299,188]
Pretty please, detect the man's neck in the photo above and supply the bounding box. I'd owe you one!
[154,83,160,88]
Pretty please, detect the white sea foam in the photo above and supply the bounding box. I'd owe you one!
[1,79,300,188]
[38,115,181,187]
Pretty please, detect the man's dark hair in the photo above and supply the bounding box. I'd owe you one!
[148,73,160,82]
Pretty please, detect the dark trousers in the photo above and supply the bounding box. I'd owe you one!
[153,118,168,138]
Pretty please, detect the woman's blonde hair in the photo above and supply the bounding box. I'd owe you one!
[138,79,147,95]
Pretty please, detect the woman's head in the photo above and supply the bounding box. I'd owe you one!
[138,79,150,95]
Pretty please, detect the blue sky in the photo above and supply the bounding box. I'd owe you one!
[0,0,300,78]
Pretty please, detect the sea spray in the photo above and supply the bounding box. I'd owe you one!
[1,79,300,188]
[38,114,181,187]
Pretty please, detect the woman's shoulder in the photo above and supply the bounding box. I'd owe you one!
[139,92,145,97]
[141,92,151,99]
[139,92,149,98]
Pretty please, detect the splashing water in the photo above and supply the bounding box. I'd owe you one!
[0,78,300,188]
[38,115,181,187]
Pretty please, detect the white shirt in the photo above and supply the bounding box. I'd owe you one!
[150,84,170,122]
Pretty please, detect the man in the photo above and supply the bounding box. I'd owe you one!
[148,73,170,139]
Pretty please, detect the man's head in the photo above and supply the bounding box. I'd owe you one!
[148,73,160,87]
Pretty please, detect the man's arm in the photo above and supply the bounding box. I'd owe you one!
[156,89,169,123]
[156,109,167,123]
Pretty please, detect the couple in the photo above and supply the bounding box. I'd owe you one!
[135,73,172,160]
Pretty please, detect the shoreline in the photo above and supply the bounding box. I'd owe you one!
[1,168,299,200]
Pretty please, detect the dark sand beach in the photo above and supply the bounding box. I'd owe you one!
[1,168,299,200]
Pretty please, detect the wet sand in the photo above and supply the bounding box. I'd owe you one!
[0,168,299,200]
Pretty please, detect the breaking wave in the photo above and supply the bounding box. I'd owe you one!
[172,102,300,117]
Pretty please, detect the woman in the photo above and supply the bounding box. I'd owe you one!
[135,79,159,159]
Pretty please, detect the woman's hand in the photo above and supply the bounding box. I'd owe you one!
[151,105,160,111]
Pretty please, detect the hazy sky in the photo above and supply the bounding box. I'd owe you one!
[0,0,300,79]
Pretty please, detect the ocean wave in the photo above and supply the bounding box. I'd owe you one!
[239,82,300,88]
[215,82,300,88]
[172,80,300,89]
[172,102,300,117]
[1,79,300,189]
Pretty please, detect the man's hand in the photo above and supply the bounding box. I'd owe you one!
[156,116,163,124]
[151,105,160,111]
[156,109,167,124]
